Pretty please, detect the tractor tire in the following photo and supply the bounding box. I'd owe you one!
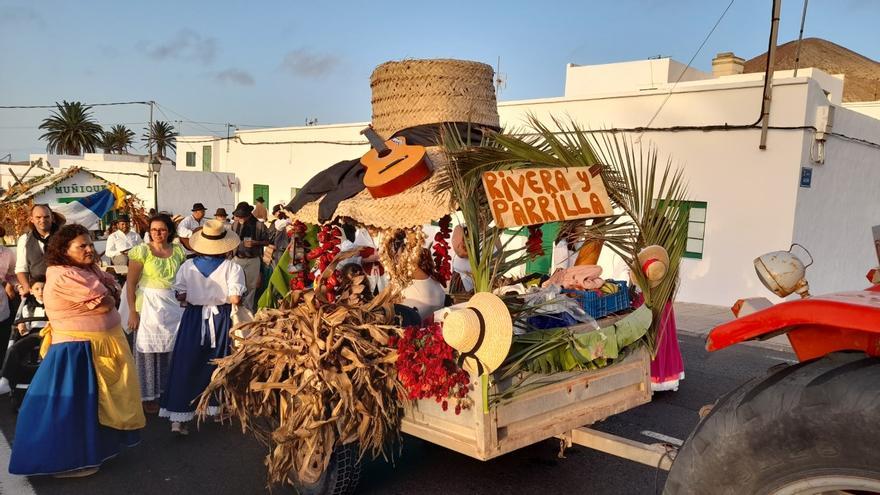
[290,442,362,495]
[665,352,880,495]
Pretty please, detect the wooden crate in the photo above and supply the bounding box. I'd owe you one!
[400,346,651,461]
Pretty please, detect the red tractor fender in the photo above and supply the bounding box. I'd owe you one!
[707,285,880,361]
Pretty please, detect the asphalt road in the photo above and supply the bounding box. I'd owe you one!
[0,334,796,495]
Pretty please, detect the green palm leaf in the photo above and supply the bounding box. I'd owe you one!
[38,101,104,155]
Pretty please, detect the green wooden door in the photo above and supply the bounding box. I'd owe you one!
[253,184,269,206]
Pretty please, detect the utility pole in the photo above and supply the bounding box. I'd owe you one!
[759,0,782,150]
[792,0,809,78]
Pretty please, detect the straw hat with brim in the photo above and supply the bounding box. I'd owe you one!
[289,58,498,228]
[635,245,670,289]
[442,292,513,375]
[189,219,240,255]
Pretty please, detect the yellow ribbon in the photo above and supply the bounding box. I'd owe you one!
[40,324,146,431]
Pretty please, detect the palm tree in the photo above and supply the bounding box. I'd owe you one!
[143,120,177,159]
[38,101,104,155]
[101,124,136,154]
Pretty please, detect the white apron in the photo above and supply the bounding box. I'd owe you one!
[135,287,185,353]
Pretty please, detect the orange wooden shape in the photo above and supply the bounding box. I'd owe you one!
[360,136,431,198]
[707,286,880,361]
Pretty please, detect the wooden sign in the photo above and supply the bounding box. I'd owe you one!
[482,166,612,228]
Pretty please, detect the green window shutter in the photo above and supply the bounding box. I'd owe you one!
[185,151,196,167]
[202,146,212,171]
[682,201,707,259]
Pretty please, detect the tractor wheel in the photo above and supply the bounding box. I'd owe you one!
[665,352,880,495]
[289,442,362,495]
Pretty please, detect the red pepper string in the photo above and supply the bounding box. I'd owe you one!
[288,221,310,291]
[432,215,453,286]
[306,224,343,299]
[391,322,471,415]
[526,224,544,259]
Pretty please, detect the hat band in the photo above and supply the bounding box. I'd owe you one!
[456,307,486,376]
[641,258,660,276]
[202,230,228,240]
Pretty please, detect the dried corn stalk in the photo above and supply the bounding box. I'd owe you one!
[197,252,406,487]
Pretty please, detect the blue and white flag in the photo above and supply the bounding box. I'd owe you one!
[53,184,126,229]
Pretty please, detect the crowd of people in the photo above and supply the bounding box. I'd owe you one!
[0,199,281,477]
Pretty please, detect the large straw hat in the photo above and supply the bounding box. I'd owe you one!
[635,245,670,289]
[442,292,513,375]
[370,59,500,139]
[189,219,240,255]
[289,58,499,229]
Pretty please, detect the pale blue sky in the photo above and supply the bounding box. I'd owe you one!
[1,0,878,160]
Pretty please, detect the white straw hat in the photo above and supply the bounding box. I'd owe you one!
[442,292,513,374]
[189,219,240,256]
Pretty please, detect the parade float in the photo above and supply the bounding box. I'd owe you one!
[199,58,689,494]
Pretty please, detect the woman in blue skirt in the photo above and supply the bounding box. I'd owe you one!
[159,219,245,435]
[9,224,145,477]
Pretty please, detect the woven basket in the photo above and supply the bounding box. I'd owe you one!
[370,59,500,138]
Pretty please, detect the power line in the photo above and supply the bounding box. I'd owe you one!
[154,102,222,137]
[0,101,151,109]
[637,0,736,137]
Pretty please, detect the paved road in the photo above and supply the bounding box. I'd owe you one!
[0,334,795,495]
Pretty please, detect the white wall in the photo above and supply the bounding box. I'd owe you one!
[844,101,880,120]
[564,59,712,98]
[176,122,369,209]
[157,163,236,216]
[792,88,880,295]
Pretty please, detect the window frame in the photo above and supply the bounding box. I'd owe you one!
[682,200,707,260]
[185,151,196,167]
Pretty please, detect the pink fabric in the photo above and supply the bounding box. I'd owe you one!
[543,265,604,290]
[0,247,15,284]
[44,265,121,332]
[634,294,684,389]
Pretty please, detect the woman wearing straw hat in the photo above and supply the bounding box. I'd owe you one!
[159,219,246,435]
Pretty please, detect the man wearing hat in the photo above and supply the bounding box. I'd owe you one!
[177,203,208,255]
[214,208,230,228]
[105,215,143,267]
[230,202,270,311]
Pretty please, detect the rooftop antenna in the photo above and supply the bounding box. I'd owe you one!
[495,56,507,95]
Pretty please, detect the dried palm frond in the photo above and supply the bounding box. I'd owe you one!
[197,252,406,487]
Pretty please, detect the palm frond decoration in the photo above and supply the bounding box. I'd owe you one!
[439,115,689,353]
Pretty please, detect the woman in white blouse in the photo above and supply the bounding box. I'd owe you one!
[158,220,246,435]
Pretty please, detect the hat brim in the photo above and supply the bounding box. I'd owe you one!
[189,229,241,255]
[289,147,454,228]
[459,292,513,374]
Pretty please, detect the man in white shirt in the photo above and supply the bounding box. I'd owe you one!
[177,203,207,255]
[105,215,143,266]
[15,204,57,298]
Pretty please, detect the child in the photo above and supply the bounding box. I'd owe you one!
[0,277,48,395]
[159,220,245,435]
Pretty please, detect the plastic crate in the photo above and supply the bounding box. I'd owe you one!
[563,280,631,319]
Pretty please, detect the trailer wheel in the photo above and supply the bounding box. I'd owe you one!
[665,352,880,495]
[289,442,362,495]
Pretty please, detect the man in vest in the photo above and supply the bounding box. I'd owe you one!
[15,204,58,298]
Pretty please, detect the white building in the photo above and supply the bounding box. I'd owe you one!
[175,56,880,306]
[14,153,238,216]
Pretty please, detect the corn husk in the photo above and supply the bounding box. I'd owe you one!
[196,252,406,487]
